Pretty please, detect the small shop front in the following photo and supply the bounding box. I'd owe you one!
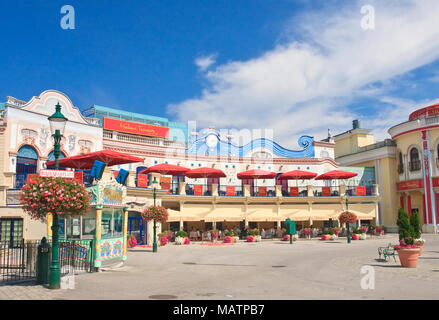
[47,179,129,269]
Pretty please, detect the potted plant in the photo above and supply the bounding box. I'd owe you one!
[303,228,311,239]
[224,236,232,243]
[232,230,240,243]
[395,208,420,268]
[410,212,424,255]
[211,230,218,242]
[175,230,188,245]
[127,235,138,248]
[321,229,333,240]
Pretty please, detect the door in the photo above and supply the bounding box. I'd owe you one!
[128,217,147,244]
[0,218,23,244]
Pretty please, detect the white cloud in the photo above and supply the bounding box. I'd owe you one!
[194,54,217,72]
[168,0,439,148]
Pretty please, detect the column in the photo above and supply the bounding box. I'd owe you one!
[122,207,128,261]
[179,219,184,231]
[307,185,314,197]
[407,193,412,216]
[47,213,53,239]
[275,185,282,197]
[244,184,251,197]
[339,184,346,196]
[178,181,187,195]
[94,205,103,268]
[212,184,219,196]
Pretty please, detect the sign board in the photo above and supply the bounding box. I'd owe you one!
[289,187,299,196]
[194,185,203,195]
[258,187,267,196]
[322,187,331,196]
[226,186,235,196]
[356,186,366,196]
[137,174,148,187]
[103,117,169,138]
[40,169,75,179]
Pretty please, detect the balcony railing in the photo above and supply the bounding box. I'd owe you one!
[409,160,421,171]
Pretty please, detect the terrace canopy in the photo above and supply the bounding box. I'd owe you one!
[46,150,144,169]
[277,170,318,180]
[314,170,358,180]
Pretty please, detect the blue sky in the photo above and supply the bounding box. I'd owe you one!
[1,0,439,146]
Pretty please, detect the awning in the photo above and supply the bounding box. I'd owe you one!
[277,170,317,180]
[237,169,276,179]
[185,167,226,178]
[315,170,358,180]
[245,208,279,222]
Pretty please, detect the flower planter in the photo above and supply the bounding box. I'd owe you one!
[321,234,332,241]
[175,236,185,245]
[359,233,366,240]
[224,236,232,243]
[414,244,423,256]
[396,248,420,268]
[351,234,360,240]
[234,236,240,243]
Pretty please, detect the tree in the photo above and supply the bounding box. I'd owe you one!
[410,211,421,240]
[396,208,414,245]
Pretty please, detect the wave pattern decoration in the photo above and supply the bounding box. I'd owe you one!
[186,136,314,158]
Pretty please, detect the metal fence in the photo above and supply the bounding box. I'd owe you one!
[0,240,39,284]
[0,239,95,285]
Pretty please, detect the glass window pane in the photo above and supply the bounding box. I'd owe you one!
[82,210,96,238]
[102,210,113,238]
[113,210,123,236]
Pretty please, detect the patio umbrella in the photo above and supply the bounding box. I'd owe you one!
[277,169,318,190]
[237,169,276,194]
[46,149,144,169]
[139,163,189,176]
[184,167,226,179]
[315,170,358,193]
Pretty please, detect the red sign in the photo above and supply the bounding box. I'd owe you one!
[103,117,169,138]
[289,187,299,196]
[322,187,331,196]
[113,171,119,179]
[40,169,75,179]
[397,179,423,191]
[258,187,267,196]
[28,171,83,184]
[137,174,148,187]
[226,186,235,196]
[356,186,366,196]
[194,185,203,195]
[409,103,439,120]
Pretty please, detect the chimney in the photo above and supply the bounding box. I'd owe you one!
[352,119,362,130]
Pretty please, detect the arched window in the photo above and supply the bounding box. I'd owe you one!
[409,148,421,171]
[15,145,38,188]
[398,152,404,174]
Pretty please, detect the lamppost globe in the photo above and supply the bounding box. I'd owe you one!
[48,102,68,136]
[47,102,68,289]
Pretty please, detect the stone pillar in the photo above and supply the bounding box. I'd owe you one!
[47,213,53,239]
[244,184,251,197]
[307,185,314,197]
[276,221,281,228]
[178,181,187,195]
[212,184,219,196]
[179,219,184,231]
[213,221,217,230]
[275,185,282,197]
[373,184,380,196]
[339,184,346,196]
[94,205,103,268]
[122,207,128,261]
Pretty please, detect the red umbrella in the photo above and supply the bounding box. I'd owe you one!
[46,150,144,169]
[185,167,226,178]
[139,163,189,176]
[237,169,276,179]
[277,170,317,180]
[314,170,358,180]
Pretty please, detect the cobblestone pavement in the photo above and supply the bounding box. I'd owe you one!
[1,234,438,300]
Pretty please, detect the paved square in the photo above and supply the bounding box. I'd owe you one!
[1,234,439,300]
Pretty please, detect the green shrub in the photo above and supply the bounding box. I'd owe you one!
[225,231,232,237]
[353,228,364,234]
[232,230,238,236]
[397,208,414,245]
[176,231,188,238]
[323,229,334,235]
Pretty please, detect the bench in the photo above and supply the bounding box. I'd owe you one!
[378,243,397,262]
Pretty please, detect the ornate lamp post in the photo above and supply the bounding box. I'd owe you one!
[152,176,158,253]
[345,189,351,244]
[47,102,67,289]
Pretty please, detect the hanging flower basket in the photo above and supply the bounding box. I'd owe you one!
[141,205,169,223]
[20,176,90,220]
[339,211,358,225]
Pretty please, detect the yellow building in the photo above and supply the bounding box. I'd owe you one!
[335,106,439,233]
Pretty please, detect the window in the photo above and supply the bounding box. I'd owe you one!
[78,140,93,147]
[398,152,404,174]
[82,211,96,238]
[21,129,37,137]
[102,208,124,239]
[409,148,421,171]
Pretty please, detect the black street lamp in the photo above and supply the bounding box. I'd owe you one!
[345,190,351,244]
[152,176,158,253]
[48,102,67,289]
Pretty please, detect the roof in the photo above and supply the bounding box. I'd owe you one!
[84,104,169,123]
